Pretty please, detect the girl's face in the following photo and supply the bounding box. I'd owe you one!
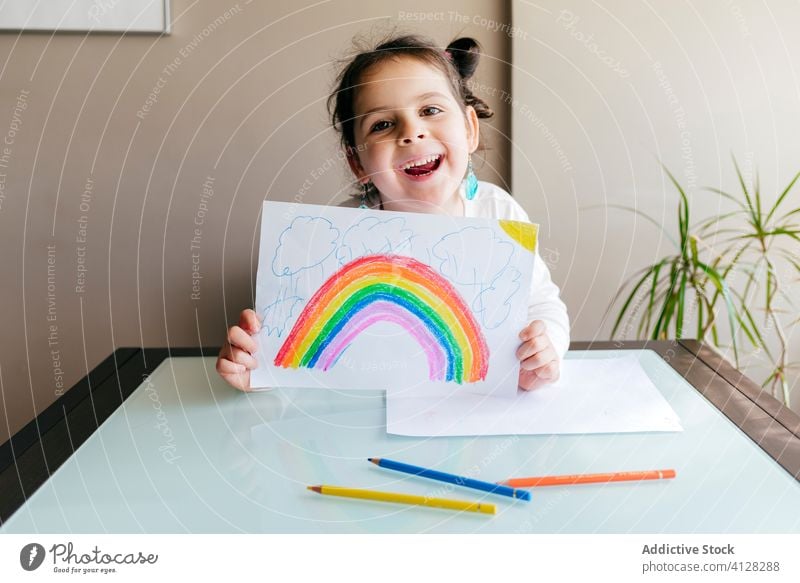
[348,57,479,215]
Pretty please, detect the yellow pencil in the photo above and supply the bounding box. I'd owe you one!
[307,485,496,515]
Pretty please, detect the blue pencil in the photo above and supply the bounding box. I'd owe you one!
[368,457,531,502]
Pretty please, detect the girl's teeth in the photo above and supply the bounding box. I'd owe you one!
[402,155,440,170]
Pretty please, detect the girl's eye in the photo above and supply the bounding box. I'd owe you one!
[368,107,441,133]
[370,120,392,133]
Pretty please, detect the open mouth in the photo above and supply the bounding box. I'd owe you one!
[401,154,443,177]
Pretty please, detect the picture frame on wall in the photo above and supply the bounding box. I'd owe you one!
[0,0,171,34]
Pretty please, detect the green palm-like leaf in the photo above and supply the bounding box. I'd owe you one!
[695,259,740,365]
[676,270,687,338]
[609,262,665,338]
[767,170,800,223]
[732,156,758,226]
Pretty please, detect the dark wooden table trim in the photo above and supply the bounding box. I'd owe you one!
[1,341,798,526]
[677,340,800,480]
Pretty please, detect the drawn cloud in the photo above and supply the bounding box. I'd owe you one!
[432,227,514,286]
[272,216,339,277]
[473,267,522,329]
[336,216,414,264]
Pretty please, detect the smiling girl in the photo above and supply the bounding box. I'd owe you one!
[217,34,570,392]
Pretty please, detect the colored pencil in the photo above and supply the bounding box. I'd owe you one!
[499,469,677,488]
[368,457,531,501]
[307,485,496,514]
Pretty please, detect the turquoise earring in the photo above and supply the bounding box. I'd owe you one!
[359,182,369,209]
[464,156,478,200]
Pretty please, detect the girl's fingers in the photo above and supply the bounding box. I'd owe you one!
[519,320,546,341]
[515,335,547,361]
[216,357,247,375]
[518,368,547,391]
[229,346,258,369]
[535,361,560,381]
[239,309,261,334]
[217,309,260,392]
[227,325,258,354]
[520,346,556,371]
[216,356,252,392]
[518,361,560,391]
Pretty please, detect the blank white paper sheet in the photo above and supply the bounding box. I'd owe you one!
[386,354,683,437]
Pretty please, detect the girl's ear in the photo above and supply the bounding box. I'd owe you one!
[346,146,368,183]
[465,105,480,154]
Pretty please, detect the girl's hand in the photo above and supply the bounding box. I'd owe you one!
[216,309,261,392]
[516,320,560,390]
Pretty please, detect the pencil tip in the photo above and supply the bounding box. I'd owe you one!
[368,457,379,465]
[307,486,321,493]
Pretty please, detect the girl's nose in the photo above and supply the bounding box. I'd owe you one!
[398,119,426,144]
[402,134,424,144]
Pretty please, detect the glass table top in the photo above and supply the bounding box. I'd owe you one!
[2,350,798,533]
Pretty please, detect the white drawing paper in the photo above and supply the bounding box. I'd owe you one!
[251,201,537,398]
[386,354,684,436]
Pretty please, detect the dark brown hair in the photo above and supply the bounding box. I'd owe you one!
[327,34,494,201]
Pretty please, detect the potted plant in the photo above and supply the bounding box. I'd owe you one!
[608,158,800,406]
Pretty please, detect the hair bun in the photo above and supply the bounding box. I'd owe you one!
[445,37,493,119]
[445,37,481,80]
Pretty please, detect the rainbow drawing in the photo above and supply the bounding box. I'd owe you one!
[274,254,489,383]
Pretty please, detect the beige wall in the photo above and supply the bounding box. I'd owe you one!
[512,0,800,409]
[0,1,512,440]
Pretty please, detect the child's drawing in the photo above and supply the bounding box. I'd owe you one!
[252,202,537,397]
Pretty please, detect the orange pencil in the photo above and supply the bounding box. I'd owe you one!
[499,469,676,488]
